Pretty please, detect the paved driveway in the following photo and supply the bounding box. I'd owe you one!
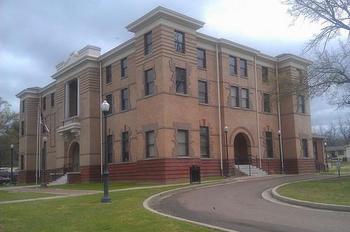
[150,175,350,232]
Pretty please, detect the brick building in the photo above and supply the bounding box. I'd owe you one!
[16,7,325,183]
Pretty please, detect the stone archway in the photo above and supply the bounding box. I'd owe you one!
[234,133,251,165]
[68,142,80,172]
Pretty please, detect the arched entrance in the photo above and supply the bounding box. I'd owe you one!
[234,133,251,165]
[68,142,80,172]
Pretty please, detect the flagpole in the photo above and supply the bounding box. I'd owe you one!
[35,103,40,185]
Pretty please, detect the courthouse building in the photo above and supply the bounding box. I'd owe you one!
[16,7,325,183]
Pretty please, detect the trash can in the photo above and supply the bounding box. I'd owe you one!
[190,165,201,184]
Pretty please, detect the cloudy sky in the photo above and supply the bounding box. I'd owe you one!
[1,0,349,128]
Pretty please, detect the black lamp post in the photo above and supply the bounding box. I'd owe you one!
[224,126,229,177]
[10,144,14,185]
[101,100,111,203]
[278,130,285,174]
[324,141,328,172]
[41,136,47,188]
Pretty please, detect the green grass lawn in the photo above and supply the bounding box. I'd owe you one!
[322,161,350,175]
[277,176,350,206]
[0,186,217,232]
[0,190,53,202]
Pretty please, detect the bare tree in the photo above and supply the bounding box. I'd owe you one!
[284,0,350,51]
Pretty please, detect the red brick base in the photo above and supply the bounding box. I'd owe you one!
[17,170,36,183]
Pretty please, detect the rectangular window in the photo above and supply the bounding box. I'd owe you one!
[241,88,249,108]
[200,126,209,158]
[50,93,55,107]
[106,65,112,84]
[121,88,129,111]
[175,67,187,94]
[240,59,248,77]
[198,80,208,104]
[302,139,308,157]
[266,132,273,158]
[144,69,155,96]
[21,121,24,136]
[121,132,129,162]
[146,130,155,158]
[20,155,24,170]
[106,94,113,115]
[313,141,318,160]
[298,95,305,113]
[66,79,78,118]
[262,66,268,82]
[107,135,113,163]
[21,100,25,113]
[177,129,189,156]
[144,31,152,55]
[42,97,46,111]
[120,57,127,78]
[263,93,271,113]
[197,48,206,68]
[229,56,237,75]
[230,86,239,107]
[175,30,185,53]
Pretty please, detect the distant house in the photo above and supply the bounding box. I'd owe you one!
[326,145,349,161]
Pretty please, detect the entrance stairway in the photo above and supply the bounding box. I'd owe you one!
[235,164,267,176]
[48,174,68,186]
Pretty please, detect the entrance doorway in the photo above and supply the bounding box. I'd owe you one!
[69,142,80,172]
[234,133,251,165]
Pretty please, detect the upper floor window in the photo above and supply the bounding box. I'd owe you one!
[107,135,113,163]
[241,88,249,108]
[240,59,248,77]
[121,57,127,78]
[175,30,185,53]
[50,93,55,107]
[198,80,208,104]
[177,129,189,156]
[144,69,155,96]
[266,131,273,158]
[230,86,239,107]
[229,56,237,75]
[106,65,112,84]
[200,126,210,158]
[121,88,129,111]
[66,79,78,118]
[42,97,46,111]
[175,67,187,94]
[21,100,25,113]
[197,48,206,68]
[144,31,152,55]
[21,121,25,136]
[297,68,304,84]
[298,95,305,113]
[263,93,271,113]
[262,66,268,82]
[302,138,308,157]
[106,94,113,115]
[121,131,129,162]
[146,130,155,158]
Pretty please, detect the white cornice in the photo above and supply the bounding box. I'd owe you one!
[16,87,41,98]
[277,53,312,65]
[99,38,135,62]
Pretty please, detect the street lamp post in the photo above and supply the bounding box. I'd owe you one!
[101,100,111,203]
[10,144,14,185]
[224,126,229,177]
[324,141,328,172]
[41,137,47,188]
[278,130,285,174]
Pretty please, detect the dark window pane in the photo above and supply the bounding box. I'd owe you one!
[175,31,185,53]
[262,66,268,82]
[20,155,24,170]
[107,135,113,163]
[121,57,127,78]
[229,56,237,75]
[122,131,129,162]
[68,79,78,117]
[22,100,25,113]
[197,48,206,68]
[146,130,155,158]
[176,67,187,94]
[240,59,248,77]
[298,95,305,113]
[121,88,129,111]
[200,126,209,158]
[106,65,112,84]
[106,94,113,115]
[266,132,273,158]
[42,97,46,111]
[21,121,24,136]
[302,139,308,157]
[241,88,249,108]
[145,69,155,96]
[198,81,208,104]
[177,129,188,156]
[144,31,153,55]
[263,93,271,112]
[230,86,239,107]
[51,93,55,107]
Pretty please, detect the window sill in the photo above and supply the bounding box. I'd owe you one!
[175,93,189,97]
[200,157,212,160]
[143,94,155,99]
[240,76,248,79]
[120,109,129,113]
[105,82,112,86]
[121,75,128,80]
[197,67,207,71]
[199,102,209,106]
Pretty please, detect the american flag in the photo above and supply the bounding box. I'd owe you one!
[40,113,50,134]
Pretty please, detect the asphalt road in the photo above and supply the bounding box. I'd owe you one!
[150,175,350,232]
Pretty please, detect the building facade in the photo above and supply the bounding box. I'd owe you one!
[16,7,323,183]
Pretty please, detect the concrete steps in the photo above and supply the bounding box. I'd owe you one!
[235,164,267,176]
[48,174,67,186]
